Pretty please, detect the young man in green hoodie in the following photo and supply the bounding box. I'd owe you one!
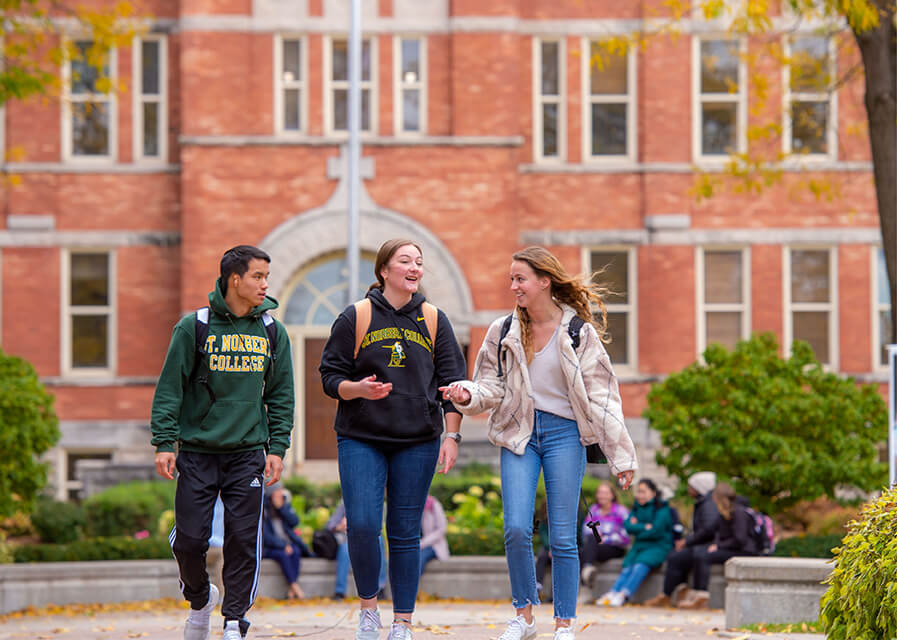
[151,245,295,640]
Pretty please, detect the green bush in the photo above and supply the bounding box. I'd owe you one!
[82,481,176,538]
[772,534,843,559]
[821,487,897,639]
[12,536,172,562]
[447,528,504,556]
[0,532,13,563]
[31,497,85,543]
[282,476,342,512]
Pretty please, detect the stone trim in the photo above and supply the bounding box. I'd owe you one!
[4,163,180,174]
[179,134,523,147]
[522,227,881,247]
[41,376,158,386]
[0,231,180,248]
[519,160,873,174]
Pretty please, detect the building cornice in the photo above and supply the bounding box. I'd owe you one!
[0,230,180,248]
[179,134,524,147]
[524,227,882,247]
[4,163,180,174]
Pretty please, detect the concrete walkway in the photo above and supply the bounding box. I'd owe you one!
[0,598,824,640]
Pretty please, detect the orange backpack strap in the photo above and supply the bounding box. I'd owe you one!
[421,302,439,356]
[353,299,372,358]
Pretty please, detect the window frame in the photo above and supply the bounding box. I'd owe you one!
[61,248,117,377]
[532,37,566,163]
[132,34,167,163]
[584,245,637,374]
[393,35,427,136]
[873,246,891,373]
[274,34,309,136]
[783,34,838,161]
[323,34,378,136]
[696,246,751,357]
[783,245,838,369]
[692,35,747,163]
[581,37,637,163]
[59,449,113,501]
[62,39,118,163]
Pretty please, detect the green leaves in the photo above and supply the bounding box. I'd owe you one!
[644,332,887,515]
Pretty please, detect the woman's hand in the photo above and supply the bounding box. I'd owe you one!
[339,375,393,400]
[617,470,634,490]
[437,438,459,475]
[439,383,471,405]
[707,544,718,553]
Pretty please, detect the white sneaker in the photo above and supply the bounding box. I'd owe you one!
[595,590,615,606]
[387,622,413,640]
[356,608,382,640]
[496,615,537,640]
[221,620,242,640]
[580,565,597,587]
[607,591,627,607]
[183,583,219,640]
[554,627,575,640]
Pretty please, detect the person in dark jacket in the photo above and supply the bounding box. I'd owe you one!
[262,483,312,599]
[597,479,674,607]
[319,238,467,640]
[677,483,758,609]
[643,471,719,607]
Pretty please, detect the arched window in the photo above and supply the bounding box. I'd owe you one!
[283,251,376,326]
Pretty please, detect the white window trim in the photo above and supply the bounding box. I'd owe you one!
[274,34,309,136]
[62,40,118,163]
[533,37,566,163]
[583,245,637,374]
[873,246,890,373]
[393,35,427,137]
[783,245,838,370]
[782,35,838,161]
[696,246,751,357]
[61,248,117,377]
[692,35,747,163]
[58,448,113,501]
[132,35,168,163]
[581,37,636,164]
[324,35,378,136]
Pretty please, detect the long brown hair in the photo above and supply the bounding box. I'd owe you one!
[712,482,736,520]
[368,238,423,292]
[512,246,611,361]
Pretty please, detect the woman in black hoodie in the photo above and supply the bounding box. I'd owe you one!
[319,238,467,640]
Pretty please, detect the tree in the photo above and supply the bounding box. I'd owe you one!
[644,333,887,515]
[0,348,60,518]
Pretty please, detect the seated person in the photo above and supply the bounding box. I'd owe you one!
[327,500,388,600]
[597,479,674,607]
[262,482,312,599]
[580,482,630,588]
[419,495,450,576]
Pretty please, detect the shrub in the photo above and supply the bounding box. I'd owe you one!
[820,487,897,639]
[82,481,175,538]
[772,534,843,559]
[0,511,35,538]
[12,536,172,562]
[31,497,85,543]
[281,476,342,512]
[447,528,504,556]
[0,532,13,563]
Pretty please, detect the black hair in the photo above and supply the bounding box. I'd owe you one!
[638,478,663,507]
[220,245,270,295]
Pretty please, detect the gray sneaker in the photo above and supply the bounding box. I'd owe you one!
[356,608,382,640]
[387,622,413,640]
[183,583,219,640]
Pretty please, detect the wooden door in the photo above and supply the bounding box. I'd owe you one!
[304,337,339,459]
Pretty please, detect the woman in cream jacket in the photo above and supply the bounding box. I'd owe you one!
[441,247,637,640]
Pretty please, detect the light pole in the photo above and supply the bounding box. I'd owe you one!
[346,0,361,305]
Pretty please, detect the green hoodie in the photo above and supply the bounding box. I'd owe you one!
[150,279,294,458]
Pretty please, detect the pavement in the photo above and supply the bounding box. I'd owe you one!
[0,597,825,640]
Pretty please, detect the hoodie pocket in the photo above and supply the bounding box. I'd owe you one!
[200,400,265,448]
[358,391,436,439]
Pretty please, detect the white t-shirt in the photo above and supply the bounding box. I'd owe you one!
[528,326,576,421]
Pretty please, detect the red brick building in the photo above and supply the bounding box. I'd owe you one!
[2,0,886,496]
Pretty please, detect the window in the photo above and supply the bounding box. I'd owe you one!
[275,36,307,134]
[326,36,375,134]
[584,39,635,160]
[63,40,116,160]
[394,37,426,135]
[64,451,112,501]
[697,248,750,354]
[133,36,167,161]
[588,249,636,370]
[875,247,891,369]
[534,38,565,161]
[785,36,835,157]
[785,248,837,367]
[63,251,115,374]
[694,37,745,160]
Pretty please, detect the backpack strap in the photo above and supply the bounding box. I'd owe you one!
[192,307,216,405]
[261,312,278,378]
[495,314,514,378]
[353,299,372,358]
[421,302,438,357]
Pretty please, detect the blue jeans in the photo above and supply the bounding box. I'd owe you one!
[611,563,652,597]
[501,410,586,620]
[335,537,388,596]
[263,547,300,584]
[337,436,439,614]
[419,546,438,577]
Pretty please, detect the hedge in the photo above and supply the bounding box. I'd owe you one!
[772,534,844,559]
[13,536,172,563]
[82,481,176,538]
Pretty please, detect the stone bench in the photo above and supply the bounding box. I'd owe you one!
[583,558,726,608]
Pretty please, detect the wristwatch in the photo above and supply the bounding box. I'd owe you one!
[444,431,462,444]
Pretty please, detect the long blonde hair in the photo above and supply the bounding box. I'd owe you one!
[712,482,737,520]
[511,246,611,362]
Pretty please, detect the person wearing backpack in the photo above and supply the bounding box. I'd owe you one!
[440,246,637,640]
[151,245,295,640]
[677,482,759,609]
[319,239,466,640]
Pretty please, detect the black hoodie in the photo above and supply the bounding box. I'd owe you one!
[319,289,467,445]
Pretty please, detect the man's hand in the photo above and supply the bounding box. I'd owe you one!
[265,454,284,486]
[437,438,458,475]
[155,452,176,480]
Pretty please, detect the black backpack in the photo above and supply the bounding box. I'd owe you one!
[191,306,278,406]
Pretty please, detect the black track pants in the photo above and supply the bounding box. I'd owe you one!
[170,449,266,621]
